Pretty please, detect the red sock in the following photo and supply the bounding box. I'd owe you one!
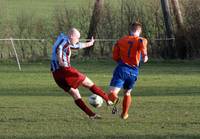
[122,95,132,115]
[90,84,109,101]
[75,99,95,117]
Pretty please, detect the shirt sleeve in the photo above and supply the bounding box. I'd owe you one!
[112,41,120,62]
[69,43,84,49]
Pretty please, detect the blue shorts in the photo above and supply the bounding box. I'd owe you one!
[110,63,139,90]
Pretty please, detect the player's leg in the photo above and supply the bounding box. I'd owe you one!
[53,68,100,119]
[68,88,101,119]
[108,69,125,114]
[82,76,113,105]
[108,86,120,103]
[64,67,112,105]
[108,65,124,105]
[121,71,137,119]
[121,89,132,120]
[108,86,121,114]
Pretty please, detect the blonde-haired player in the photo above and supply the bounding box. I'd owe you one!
[51,28,113,119]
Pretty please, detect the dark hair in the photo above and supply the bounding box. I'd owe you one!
[130,22,142,32]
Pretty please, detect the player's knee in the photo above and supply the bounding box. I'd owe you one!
[82,77,94,88]
[124,92,131,96]
[109,87,120,94]
[69,88,81,100]
[124,90,132,96]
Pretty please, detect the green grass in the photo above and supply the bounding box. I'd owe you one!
[0,0,149,23]
[0,0,93,22]
[0,59,200,139]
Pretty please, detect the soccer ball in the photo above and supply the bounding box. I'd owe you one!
[88,94,103,108]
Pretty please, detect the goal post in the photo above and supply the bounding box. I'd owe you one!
[0,38,46,71]
[10,38,22,71]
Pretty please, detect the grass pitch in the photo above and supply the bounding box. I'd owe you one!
[0,0,93,21]
[0,59,200,139]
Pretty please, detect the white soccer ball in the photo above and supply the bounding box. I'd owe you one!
[88,94,103,108]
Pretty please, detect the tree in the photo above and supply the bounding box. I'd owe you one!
[171,0,188,59]
[160,0,175,58]
[171,0,183,29]
[84,0,104,57]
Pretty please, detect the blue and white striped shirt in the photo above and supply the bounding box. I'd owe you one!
[51,33,83,72]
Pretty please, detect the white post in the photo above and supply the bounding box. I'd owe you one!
[10,38,22,71]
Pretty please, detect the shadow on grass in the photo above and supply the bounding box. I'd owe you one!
[1,135,200,139]
[0,86,199,96]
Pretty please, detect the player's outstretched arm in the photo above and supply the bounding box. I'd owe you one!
[81,37,95,49]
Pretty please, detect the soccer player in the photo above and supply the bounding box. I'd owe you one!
[108,22,148,120]
[51,28,113,119]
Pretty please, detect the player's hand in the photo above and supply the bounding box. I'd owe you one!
[89,36,95,46]
[143,56,148,63]
[85,37,95,48]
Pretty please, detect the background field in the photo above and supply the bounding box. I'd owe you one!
[0,1,200,138]
[0,0,93,21]
[1,0,199,60]
[0,60,200,139]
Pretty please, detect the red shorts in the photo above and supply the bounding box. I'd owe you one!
[52,67,86,92]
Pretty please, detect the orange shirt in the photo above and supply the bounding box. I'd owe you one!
[113,35,148,67]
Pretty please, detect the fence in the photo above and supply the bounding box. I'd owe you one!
[0,38,46,71]
[0,37,175,71]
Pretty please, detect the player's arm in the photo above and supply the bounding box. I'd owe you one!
[112,41,120,62]
[71,37,95,49]
[82,37,95,48]
[56,41,66,67]
[140,38,148,63]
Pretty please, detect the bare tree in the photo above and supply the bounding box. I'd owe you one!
[160,0,175,58]
[84,0,104,57]
[171,0,188,59]
[171,0,183,29]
